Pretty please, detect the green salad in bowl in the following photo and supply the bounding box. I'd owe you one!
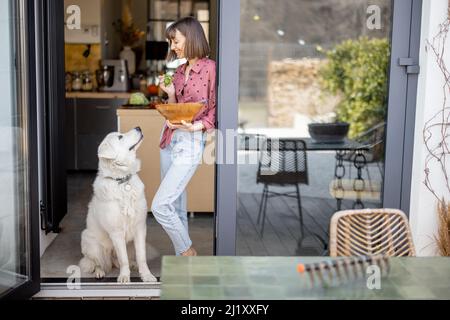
[163,74,173,86]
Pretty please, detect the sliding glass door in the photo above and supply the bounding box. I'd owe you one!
[215,0,422,255]
[236,0,394,256]
[0,0,40,299]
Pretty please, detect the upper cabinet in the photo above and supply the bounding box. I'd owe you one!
[64,0,102,44]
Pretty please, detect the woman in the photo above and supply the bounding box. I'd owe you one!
[151,17,216,257]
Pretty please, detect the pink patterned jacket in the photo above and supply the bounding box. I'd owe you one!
[159,57,217,149]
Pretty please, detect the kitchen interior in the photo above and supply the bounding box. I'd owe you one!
[40,0,217,280]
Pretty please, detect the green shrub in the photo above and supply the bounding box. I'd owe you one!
[319,37,390,138]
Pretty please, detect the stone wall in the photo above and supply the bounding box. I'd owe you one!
[267,58,341,127]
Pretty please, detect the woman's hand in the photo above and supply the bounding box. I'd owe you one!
[166,120,204,132]
[158,75,175,97]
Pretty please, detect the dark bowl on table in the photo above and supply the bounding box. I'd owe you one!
[308,122,350,143]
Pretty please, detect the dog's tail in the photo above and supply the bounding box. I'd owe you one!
[79,256,96,273]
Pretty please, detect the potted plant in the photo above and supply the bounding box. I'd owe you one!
[424,13,450,256]
[113,0,145,75]
[319,37,390,139]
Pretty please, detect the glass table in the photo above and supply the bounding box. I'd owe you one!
[160,256,450,300]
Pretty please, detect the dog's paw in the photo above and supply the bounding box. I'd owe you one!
[140,272,157,283]
[117,273,131,283]
[95,267,105,279]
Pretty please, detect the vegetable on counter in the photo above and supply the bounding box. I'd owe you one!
[129,92,150,105]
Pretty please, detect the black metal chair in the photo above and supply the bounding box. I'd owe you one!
[239,132,267,152]
[256,138,309,236]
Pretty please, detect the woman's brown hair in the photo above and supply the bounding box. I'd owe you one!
[165,16,210,61]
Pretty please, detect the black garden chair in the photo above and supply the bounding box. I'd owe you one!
[256,138,309,236]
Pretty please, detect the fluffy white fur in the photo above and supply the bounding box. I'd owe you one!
[79,128,156,283]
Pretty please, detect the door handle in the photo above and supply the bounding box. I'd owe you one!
[95,105,111,110]
[398,57,420,74]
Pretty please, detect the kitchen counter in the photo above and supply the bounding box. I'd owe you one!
[66,91,134,99]
[160,256,450,300]
[117,108,215,213]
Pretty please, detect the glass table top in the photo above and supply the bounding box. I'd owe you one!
[160,256,450,300]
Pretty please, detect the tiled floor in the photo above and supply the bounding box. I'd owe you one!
[40,172,214,279]
[41,165,381,279]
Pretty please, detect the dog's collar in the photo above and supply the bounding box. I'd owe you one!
[106,174,133,184]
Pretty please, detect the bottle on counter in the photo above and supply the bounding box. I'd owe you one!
[139,75,148,94]
[147,72,159,96]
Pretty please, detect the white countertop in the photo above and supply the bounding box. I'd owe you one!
[65,91,133,99]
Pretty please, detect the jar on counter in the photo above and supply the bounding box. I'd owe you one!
[81,71,93,91]
[65,72,72,92]
[72,71,82,91]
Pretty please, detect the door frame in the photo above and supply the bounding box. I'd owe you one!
[214,0,423,255]
[37,0,67,234]
[383,0,422,212]
[214,0,240,255]
[2,0,41,300]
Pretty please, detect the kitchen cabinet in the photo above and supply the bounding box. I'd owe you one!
[66,96,129,170]
[117,108,215,213]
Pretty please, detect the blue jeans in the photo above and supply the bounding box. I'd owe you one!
[151,127,206,255]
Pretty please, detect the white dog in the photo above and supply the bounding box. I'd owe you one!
[79,127,156,283]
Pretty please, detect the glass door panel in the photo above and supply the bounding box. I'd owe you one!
[237,0,392,256]
[0,0,32,296]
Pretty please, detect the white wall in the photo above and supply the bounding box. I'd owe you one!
[410,0,450,256]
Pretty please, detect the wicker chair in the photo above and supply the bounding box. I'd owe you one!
[256,138,309,236]
[329,208,415,257]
